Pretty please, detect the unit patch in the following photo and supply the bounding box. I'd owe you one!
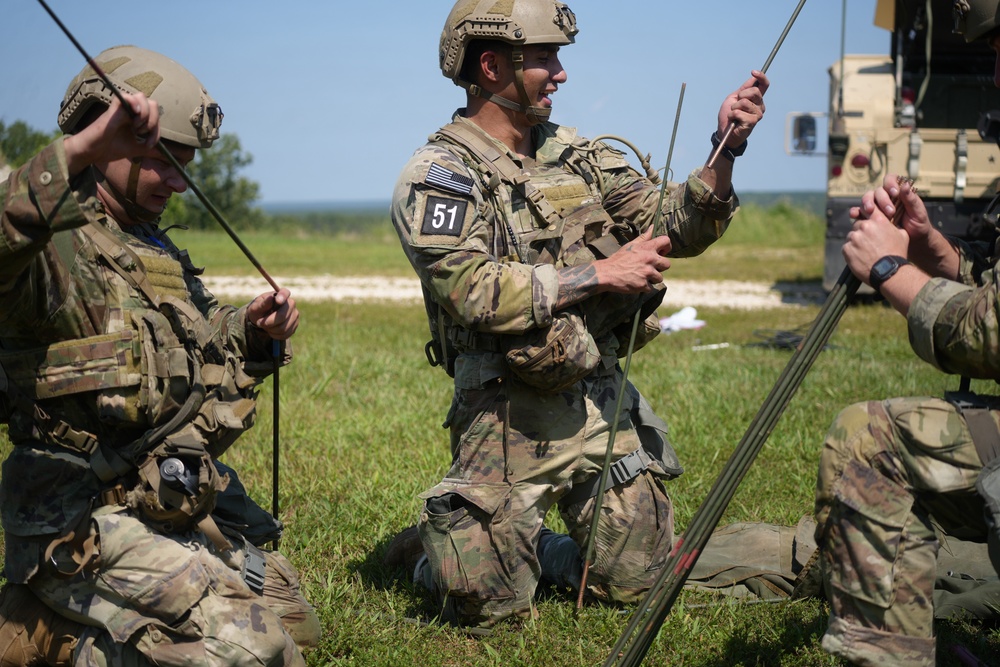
[421,196,468,237]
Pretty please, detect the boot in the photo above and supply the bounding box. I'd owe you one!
[382,525,424,573]
[791,547,824,600]
[0,584,80,666]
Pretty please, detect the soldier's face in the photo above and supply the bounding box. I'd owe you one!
[518,44,567,112]
[100,141,195,223]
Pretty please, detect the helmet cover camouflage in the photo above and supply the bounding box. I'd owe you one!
[58,45,222,148]
[440,0,577,81]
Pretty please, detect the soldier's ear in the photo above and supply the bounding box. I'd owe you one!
[479,50,505,84]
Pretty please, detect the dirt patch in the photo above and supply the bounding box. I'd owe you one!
[203,275,826,310]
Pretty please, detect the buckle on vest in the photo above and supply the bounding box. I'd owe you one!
[608,449,651,487]
[50,420,99,455]
[96,484,127,508]
[562,448,653,507]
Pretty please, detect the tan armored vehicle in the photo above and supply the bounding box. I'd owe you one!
[791,0,1000,291]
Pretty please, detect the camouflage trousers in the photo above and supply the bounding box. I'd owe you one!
[417,369,674,627]
[814,397,989,667]
[30,505,320,666]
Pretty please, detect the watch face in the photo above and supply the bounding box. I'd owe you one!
[872,256,896,278]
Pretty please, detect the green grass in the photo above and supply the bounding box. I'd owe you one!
[667,201,826,284]
[224,301,998,666]
[170,201,826,284]
[169,226,414,278]
[2,203,998,665]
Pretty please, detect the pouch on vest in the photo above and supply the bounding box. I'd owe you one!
[503,307,601,393]
[133,440,230,549]
[87,305,192,429]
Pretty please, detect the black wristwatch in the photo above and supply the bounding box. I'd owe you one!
[869,255,910,293]
[711,131,748,162]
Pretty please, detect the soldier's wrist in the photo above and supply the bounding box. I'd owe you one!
[710,131,747,162]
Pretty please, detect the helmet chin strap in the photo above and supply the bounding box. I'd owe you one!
[95,161,161,225]
[457,46,552,125]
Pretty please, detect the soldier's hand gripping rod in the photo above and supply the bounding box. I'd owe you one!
[576,83,686,609]
[706,0,809,170]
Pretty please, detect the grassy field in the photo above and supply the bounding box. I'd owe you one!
[3,203,999,665]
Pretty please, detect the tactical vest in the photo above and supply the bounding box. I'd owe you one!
[0,218,261,549]
[423,121,663,391]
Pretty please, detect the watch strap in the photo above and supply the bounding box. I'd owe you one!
[711,131,748,161]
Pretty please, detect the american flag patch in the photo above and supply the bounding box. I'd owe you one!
[425,163,474,196]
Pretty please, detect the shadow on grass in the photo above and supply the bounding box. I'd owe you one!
[694,598,1000,667]
[937,617,1000,667]
[346,530,444,624]
[695,599,834,666]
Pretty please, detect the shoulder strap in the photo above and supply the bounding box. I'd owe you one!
[80,220,162,306]
[435,122,564,232]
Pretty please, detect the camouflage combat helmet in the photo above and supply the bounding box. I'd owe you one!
[58,46,222,224]
[59,45,222,148]
[954,0,1000,42]
[440,0,578,123]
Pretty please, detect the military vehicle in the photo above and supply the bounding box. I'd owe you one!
[790,0,1000,291]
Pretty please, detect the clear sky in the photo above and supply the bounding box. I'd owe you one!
[1,1,889,204]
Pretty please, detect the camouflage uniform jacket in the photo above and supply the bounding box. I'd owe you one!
[908,236,1000,379]
[0,139,282,582]
[392,112,737,384]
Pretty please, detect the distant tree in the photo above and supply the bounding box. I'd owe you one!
[164,134,265,231]
[0,120,59,168]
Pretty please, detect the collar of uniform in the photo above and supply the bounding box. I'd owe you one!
[450,110,579,167]
[533,122,578,165]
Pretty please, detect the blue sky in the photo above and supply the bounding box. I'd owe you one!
[2,1,888,204]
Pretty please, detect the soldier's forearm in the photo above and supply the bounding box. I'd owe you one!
[555,264,601,310]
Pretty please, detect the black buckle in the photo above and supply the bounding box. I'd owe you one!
[242,539,267,596]
[425,339,443,368]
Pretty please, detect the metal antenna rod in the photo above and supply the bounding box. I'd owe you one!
[272,340,282,548]
[706,0,810,170]
[576,83,686,609]
[604,267,860,667]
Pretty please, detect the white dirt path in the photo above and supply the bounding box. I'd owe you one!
[203,275,826,310]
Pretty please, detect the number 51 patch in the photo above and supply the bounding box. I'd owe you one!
[420,195,469,239]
